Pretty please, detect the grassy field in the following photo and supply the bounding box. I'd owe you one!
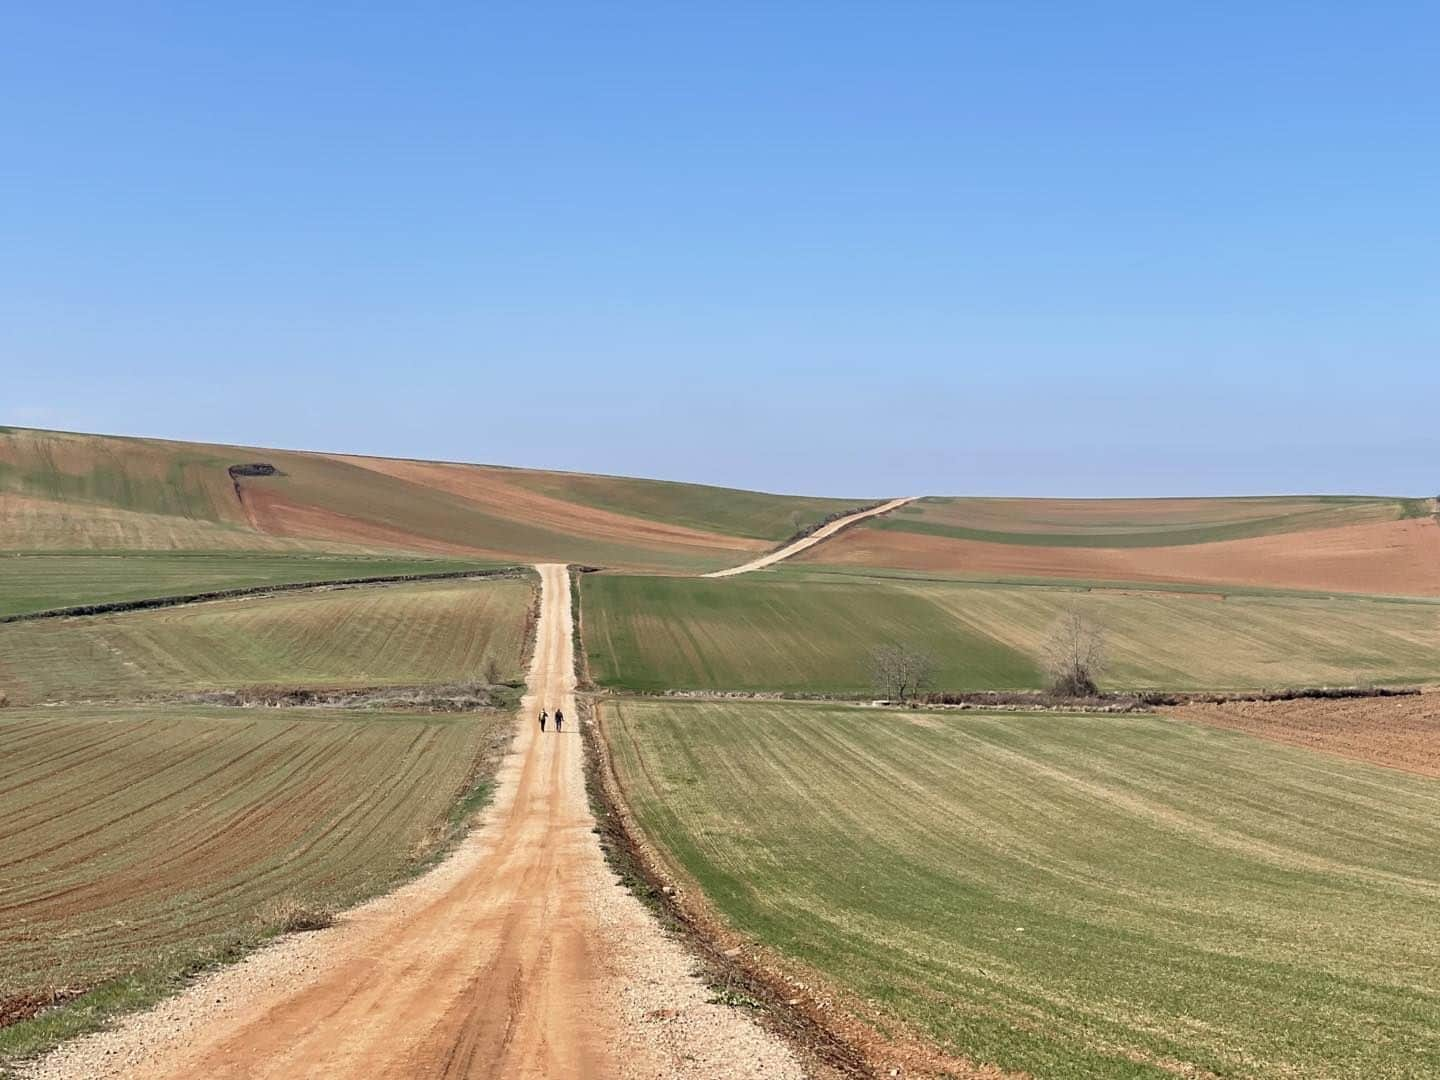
[580,573,1040,693]
[0,575,534,705]
[0,427,864,570]
[582,571,1440,693]
[604,698,1440,1079]
[0,552,506,618]
[0,702,511,1060]
[908,576,1440,689]
[874,494,1426,547]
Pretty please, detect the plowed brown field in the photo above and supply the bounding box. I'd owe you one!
[804,516,1440,596]
[340,456,767,558]
[1170,691,1440,776]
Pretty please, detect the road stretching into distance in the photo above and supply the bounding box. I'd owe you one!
[702,496,919,577]
[33,564,801,1079]
[28,501,916,1078]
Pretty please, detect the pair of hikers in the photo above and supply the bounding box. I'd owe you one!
[537,708,563,733]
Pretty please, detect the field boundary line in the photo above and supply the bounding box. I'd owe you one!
[702,497,919,578]
[0,567,530,625]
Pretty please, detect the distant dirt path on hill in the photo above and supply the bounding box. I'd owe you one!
[702,496,918,578]
[28,564,802,1080]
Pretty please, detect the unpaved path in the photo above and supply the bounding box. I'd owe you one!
[27,564,803,1080]
[703,497,917,578]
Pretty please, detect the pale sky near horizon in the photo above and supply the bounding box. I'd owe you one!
[3,4,1437,499]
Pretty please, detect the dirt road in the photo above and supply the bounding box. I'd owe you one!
[703,497,917,578]
[29,564,801,1080]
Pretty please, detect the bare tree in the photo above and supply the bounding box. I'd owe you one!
[1042,608,1107,697]
[869,644,936,704]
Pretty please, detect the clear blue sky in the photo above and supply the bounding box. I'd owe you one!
[3,4,1436,498]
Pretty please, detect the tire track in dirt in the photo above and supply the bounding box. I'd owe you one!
[26,564,803,1080]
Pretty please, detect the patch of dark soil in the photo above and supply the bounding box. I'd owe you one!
[1135,685,1421,706]
[1,987,87,1027]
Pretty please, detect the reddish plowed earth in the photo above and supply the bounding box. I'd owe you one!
[29,565,801,1080]
[1170,692,1440,777]
[339,456,766,556]
[239,486,504,557]
[807,517,1440,596]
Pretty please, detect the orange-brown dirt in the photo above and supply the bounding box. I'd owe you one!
[236,484,505,557]
[339,456,767,557]
[805,517,1440,597]
[1169,691,1440,777]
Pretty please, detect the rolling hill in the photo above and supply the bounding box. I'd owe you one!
[797,494,1440,597]
[0,427,865,573]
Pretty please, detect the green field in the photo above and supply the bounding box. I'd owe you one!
[583,571,1440,692]
[0,702,510,1059]
[0,552,506,618]
[581,573,1041,693]
[0,575,534,705]
[875,494,1425,548]
[604,698,1440,1079]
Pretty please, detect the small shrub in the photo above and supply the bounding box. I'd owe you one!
[261,896,337,934]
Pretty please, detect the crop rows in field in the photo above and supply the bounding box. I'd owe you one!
[582,572,1440,693]
[0,704,508,1029]
[604,697,1440,1079]
[581,573,1039,692]
[0,576,534,705]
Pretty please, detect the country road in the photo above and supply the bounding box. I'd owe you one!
[29,564,801,1080]
[703,496,917,577]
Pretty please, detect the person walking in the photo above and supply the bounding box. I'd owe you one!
[554,709,563,733]
[538,709,547,732]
